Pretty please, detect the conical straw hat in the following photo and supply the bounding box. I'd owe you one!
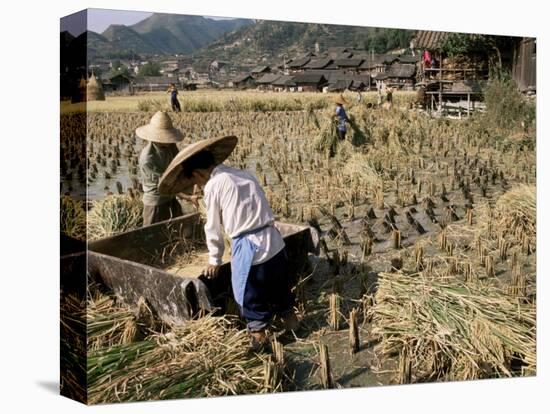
[333,94,347,105]
[135,111,184,144]
[158,135,238,194]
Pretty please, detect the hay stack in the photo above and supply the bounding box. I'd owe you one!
[87,194,142,240]
[71,76,88,103]
[369,273,536,382]
[88,314,277,403]
[496,185,536,239]
[87,73,105,101]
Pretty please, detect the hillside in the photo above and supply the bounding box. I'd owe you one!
[191,20,413,70]
[87,14,253,58]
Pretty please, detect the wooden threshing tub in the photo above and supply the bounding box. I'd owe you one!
[87,213,317,325]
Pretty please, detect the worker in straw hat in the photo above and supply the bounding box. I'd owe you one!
[136,111,197,226]
[167,83,182,112]
[333,94,350,141]
[158,136,299,351]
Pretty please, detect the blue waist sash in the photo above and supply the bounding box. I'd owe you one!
[230,223,273,306]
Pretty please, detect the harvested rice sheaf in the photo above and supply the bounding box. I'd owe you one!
[369,273,536,383]
[88,315,279,403]
[496,185,536,239]
[60,196,87,240]
[87,194,143,240]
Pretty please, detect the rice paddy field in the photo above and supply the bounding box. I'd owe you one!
[60,83,536,402]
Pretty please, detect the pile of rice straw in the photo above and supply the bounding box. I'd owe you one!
[60,196,87,240]
[496,185,536,239]
[87,194,143,240]
[342,153,383,189]
[88,314,278,403]
[369,272,536,383]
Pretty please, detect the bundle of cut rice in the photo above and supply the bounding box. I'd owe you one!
[369,273,536,383]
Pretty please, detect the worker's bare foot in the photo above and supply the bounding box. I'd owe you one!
[249,330,269,353]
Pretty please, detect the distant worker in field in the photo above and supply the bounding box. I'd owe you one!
[382,86,394,110]
[158,136,298,351]
[136,111,196,226]
[333,94,350,141]
[167,83,181,112]
[377,86,383,107]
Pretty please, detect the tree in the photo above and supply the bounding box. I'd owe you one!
[138,62,161,77]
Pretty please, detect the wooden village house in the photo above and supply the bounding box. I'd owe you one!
[256,73,281,91]
[232,74,256,89]
[292,73,328,91]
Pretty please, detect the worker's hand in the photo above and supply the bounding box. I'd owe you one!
[203,264,221,279]
[177,193,200,209]
[189,195,200,209]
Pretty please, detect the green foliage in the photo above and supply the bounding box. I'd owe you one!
[138,62,161,77]
[440,33,475,57]
[483,74,535,131]
[363,29,413,53]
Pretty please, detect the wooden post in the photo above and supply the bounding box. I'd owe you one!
[319,344,334,389]
[467,93,471,117]
[438,53,443,114]
[349,309,360,355]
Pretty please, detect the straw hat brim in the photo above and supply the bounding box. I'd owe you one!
[158,135,238,195]
[135,124,184,144]
[333,96,347,105]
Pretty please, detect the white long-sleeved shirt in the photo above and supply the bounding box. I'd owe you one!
[203,164,285,266]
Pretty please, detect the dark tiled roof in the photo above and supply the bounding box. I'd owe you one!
[272,75,296,86]
[292,73,327,84]
[331,52,353,59]
[233,74,254,83]
[327,79,353,91]
[335,58,365,67]
[386,63,416,78]
[256,73,281,84]
[413,31,450,50]
[251,65,270,74]
[412,30,480,50]
[359,54,399,68]
[323,71,371,85]
[327,46,350,53]
[323,61,340,70]
[303,58,333,69]
[133,76,175,85]
[397,55,421,64]
[287,57,311,68]
[103,72,131,82]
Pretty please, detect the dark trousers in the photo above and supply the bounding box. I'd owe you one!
[241,247,295,331]
[142,198,183,226]
[171,98,181,112]
[337,129,346,140]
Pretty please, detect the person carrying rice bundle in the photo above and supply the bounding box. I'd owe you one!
[333,94,350,141]
[136,111,196,226]
[158,136,299,351]
[167,83,182,112]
